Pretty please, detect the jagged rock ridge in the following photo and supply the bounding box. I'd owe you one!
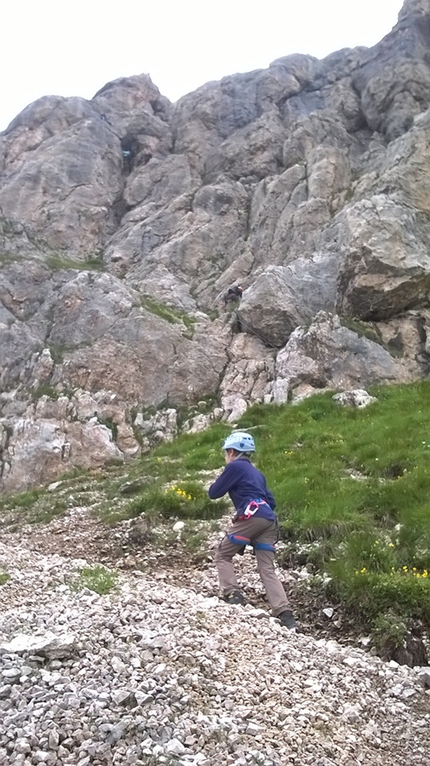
[1,0,430,491]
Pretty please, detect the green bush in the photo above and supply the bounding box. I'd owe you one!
[126,480,229,521]
[329,566,430,624]
[370,611,408,658]
[73,565,118,595]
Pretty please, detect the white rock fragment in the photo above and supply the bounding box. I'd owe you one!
[332,389,378,408]
[0,632,76,659]
[173,521,185,533]
[322,607,334,618]
[166,738,186,755]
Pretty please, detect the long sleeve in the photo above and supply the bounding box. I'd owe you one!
[208,463,235,499]
[208,459,277,520]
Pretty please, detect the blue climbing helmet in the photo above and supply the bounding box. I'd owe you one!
[222,431,255,453]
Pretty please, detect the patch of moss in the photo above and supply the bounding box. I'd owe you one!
[340,317,383,346]
[141,296,196,336]
[97,417,118,442]
[340,317,405,359]
[46,251,104,272]
[30,385,61,402]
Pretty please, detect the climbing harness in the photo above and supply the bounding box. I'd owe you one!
[253,541,276,552]
[235,498,272,521]
[227,531,276,554]
[228,533,251,546]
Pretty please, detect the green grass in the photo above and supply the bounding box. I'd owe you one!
[3,380,430,652]
[46,251,104,271]
[72,565,118,595]
[0,470,100,524]
[0,573,10,586]
[0,488,43,510]
[92,380,430,612]
[141,296,196,335]
[236,382,430,634]
[108,380,428,640]
[152,423,231,471]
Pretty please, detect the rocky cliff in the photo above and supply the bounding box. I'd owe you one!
[1,0,430,492]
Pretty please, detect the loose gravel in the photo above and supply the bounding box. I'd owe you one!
[0,510,429,766]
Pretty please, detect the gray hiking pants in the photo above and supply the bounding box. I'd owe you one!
[215,516,290,617]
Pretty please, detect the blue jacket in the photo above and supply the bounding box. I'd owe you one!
[208,457,277,521]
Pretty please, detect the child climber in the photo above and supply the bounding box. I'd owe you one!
[208,431,297,629]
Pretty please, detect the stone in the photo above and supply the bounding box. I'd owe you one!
[332,390,378,409]
[0,633,77,659]
[322,608,335,619]
[165,738,186,755]
[272,313,413,403]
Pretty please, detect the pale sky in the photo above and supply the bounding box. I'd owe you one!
[1,0,404,131]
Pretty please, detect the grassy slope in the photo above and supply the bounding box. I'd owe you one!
[1,381,429,651]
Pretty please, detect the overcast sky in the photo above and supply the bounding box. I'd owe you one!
[1,0,404,131]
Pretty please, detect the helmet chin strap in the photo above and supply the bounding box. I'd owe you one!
[225,449,244,462]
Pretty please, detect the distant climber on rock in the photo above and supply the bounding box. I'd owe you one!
[223,285,243,308]
[208,431,297,630]
[122,149,132,172]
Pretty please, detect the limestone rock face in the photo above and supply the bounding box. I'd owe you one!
[335,196,430,320]
[0,112,123,253]
[1,0,430,490]
[272,313,414,404]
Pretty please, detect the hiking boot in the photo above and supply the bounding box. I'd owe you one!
[224,590,247,606]
[277,609,297,629]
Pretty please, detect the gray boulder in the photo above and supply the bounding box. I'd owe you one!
[272,313,414,403]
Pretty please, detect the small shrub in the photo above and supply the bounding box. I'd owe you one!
[329,566,430,624]
[371,611,408,657]
[0,573,10,586]
[30,385,60,402]
[122,480,228,522]
[0,488,42,510]
[97,417,118,441]
[73,565,118,595]
[338,532,397,573]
